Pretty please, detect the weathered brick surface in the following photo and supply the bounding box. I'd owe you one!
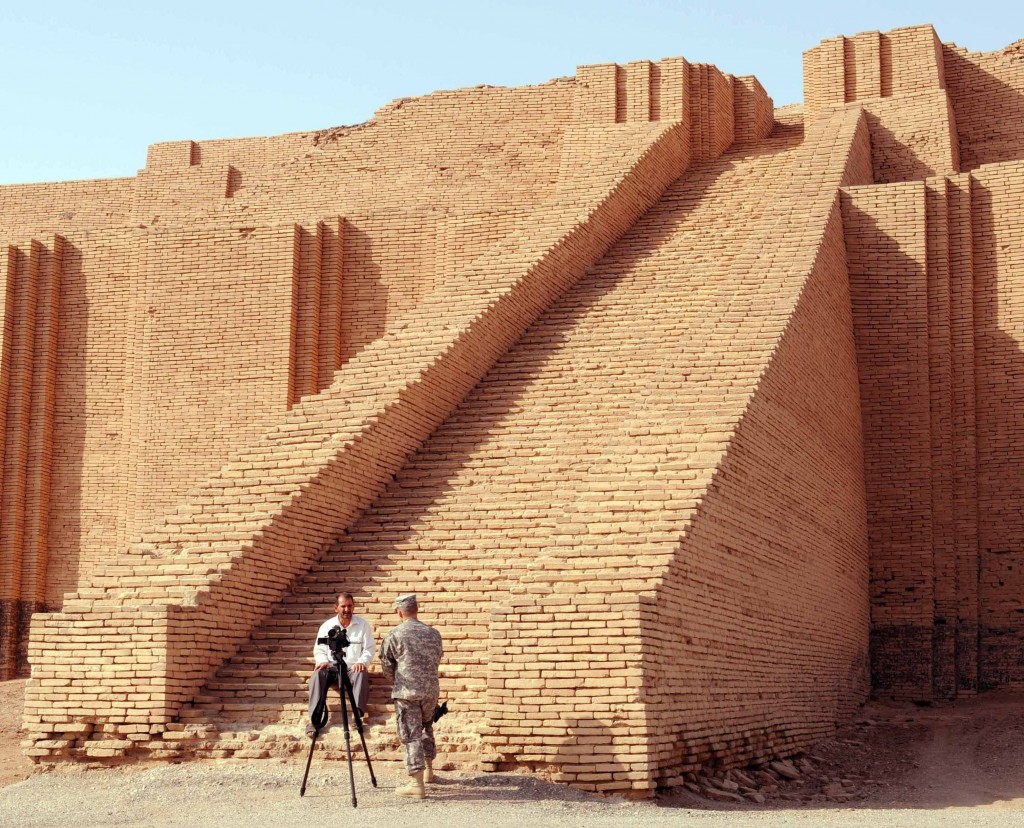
[804,26,959,183]
[22,109,692,768]
[4,22,1024,794]
[971,161,1024,688]
[944,41,1024,170]
[0,237,62,678]
[121,222,322,540]
[155,109,870,794]
[843,161,1024,699]
[49,228,137,600]
[0,180,133,231]
[844,182,936,699]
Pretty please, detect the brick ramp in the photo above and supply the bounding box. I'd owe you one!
[164,129,801,750]
[484,109,872,793]
[158,130,806,756]
[23,119,692,760]
[155,111,873,789]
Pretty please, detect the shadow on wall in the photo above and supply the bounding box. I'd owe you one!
[10,239,88,675]
[548,718,630,793]
[864,111,947,184]
[843,201,942,702]
[339,220,388,365]
[945,47,1024,171]
[839,176,1024,747]
[971,179,1024,689]
[841,191,1002,702]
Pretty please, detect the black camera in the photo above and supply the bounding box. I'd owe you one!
[317,625,350,662]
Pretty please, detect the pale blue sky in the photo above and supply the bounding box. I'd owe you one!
[0,1,1020,184]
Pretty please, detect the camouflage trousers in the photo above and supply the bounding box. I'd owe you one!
[394,697,437,774]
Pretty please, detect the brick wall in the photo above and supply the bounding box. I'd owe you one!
[23,114,692,763]
[0,236,62,678]
[859,92,960,184]
[733,76,774,145]
[469,109,866,791]
[804,25,946,115]
[121,222,318,541]
[944,43,1024,170]
[972,161,1024,688]
[8,21,1024,793]
[804,25,959,184]
[843,182,937,699]
[948,173,979,693]
[0,179,134,233]
[842,157,1024,698]
[641,107,872,786]
[46,231,133,603]
[575,56,770,156]
[0,75,583,643]
[925,177,957,700]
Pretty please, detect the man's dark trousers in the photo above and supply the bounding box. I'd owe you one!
[308,667,368,731]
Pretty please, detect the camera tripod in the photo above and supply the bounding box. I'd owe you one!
[299,664,378,805]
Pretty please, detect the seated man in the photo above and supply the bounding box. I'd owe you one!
[307,592,376,735]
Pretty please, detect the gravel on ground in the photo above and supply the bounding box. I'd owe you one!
[2,680,1022,828]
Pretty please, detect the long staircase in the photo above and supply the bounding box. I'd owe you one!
[164,121,806,762]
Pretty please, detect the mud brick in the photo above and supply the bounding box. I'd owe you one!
[4,21,1024,799]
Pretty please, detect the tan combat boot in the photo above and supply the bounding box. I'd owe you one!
[395,770,426,799]
[424,759,434,784]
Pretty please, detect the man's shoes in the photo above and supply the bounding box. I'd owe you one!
[395,771,425,799]
[423,759,434,784]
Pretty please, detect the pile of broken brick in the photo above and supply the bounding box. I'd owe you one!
[663,754,884,805]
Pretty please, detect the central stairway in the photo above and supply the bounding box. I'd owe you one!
[167,121,806,762]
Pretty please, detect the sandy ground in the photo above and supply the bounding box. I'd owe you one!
[1,679,1022,827]
[0,679,31,788]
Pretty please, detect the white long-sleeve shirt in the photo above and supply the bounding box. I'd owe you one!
[313,615,376,672]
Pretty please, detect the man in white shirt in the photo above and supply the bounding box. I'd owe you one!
[307,592,376,736]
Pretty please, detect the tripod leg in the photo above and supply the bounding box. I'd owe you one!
[346,671,378,787]
[299,728,319,797]
[338,677,358,808]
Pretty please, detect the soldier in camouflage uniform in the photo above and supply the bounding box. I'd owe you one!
[379,593,443,799]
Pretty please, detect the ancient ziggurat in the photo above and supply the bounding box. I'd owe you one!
[1,22,1023,795]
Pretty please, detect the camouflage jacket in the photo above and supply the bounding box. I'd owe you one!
[379,618,443,700]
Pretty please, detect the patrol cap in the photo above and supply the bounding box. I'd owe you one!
[395,593,418,611]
